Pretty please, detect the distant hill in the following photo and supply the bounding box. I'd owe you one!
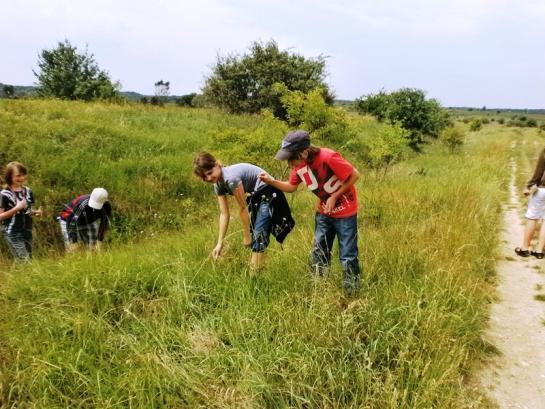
[0,83,172,101]
[0,83,38,98]
[447,106,545,114]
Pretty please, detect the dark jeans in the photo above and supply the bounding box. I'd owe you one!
[311,213,360,292]
[4,229,32,262]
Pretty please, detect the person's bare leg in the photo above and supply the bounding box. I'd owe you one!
[250,252,265,275]
[521,219,538,250]
[535,220,545,254]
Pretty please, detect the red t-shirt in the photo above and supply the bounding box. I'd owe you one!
[289,148,358,218]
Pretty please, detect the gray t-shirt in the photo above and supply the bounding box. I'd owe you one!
[214,163,268,196]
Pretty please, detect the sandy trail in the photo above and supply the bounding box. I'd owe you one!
[479,161,545,408]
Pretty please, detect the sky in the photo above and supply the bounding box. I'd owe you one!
[1,0,544,108]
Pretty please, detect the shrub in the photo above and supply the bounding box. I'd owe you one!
[469,119,482,132]
[441,126,465,152]
[355,88,451,151]
[175,93,197,107]
[278,86,349,143]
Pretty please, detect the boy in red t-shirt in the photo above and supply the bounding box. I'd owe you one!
[259,130,361,295]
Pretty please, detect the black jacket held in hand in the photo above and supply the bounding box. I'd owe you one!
[247,185,295,244]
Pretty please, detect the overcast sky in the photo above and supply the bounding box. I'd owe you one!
[2,0,544,108]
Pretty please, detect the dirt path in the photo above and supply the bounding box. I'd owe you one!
[479,161,545,408]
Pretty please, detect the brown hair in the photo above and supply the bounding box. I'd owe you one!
[289,146,321,163]
[193,152,218,180]
[3,162,27,187]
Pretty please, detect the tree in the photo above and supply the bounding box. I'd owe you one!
[356,88,451,150]
[175,93,197,107]
[2,85,15,98]
[154,80,170,103]
[33,40,119,100]
[202,40,333,119]
[354,90,389,122]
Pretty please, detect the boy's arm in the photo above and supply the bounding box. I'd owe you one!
[213,195,230,259]
[0,198,27,221]
[324,169,360,213]
[258,172,299,193]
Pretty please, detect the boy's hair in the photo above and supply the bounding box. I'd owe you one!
[3,162,27,187]
[193,152,218,180]
[290,146,321,163]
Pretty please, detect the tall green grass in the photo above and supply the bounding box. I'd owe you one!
[0,99,277,258]
[0,101,536,407]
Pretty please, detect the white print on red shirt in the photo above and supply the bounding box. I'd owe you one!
[296,166,342,193]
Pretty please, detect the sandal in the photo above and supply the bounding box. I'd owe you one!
[515,247,531,257]
[531,251,545,259]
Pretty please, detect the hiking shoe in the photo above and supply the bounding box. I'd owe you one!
[343,275,361,296]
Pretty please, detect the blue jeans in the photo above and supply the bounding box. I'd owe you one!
[311,213,360,291]
[250,201,272,253]
[4,229,32,262]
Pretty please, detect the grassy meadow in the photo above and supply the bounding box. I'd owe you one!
[0,99,543,407]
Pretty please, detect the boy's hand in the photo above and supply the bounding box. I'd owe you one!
[14,197,27,211]
[324,196,337,214]
[33,206,44,217]
[258,172,274,185]
[212,243,223,260]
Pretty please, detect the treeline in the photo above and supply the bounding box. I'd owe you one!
[2,39,470,152]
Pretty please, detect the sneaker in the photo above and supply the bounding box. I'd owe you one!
[343,275,361,296]
[311,264,329,278]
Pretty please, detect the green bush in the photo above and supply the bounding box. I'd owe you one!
[441,126,465,152]
[527,118,538,127]
[342,121,408,178]
[278,86,350,143]
[355,88,451,150]
[469,118,482,132]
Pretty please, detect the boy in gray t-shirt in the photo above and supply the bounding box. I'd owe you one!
[213,163,268,196]
[193,152,293,270]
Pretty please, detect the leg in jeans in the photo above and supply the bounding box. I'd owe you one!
[335,215,361,294]
[4,230,32,262]
[59,220,79,252]
[310,213,336,276]
[250,201,272,270]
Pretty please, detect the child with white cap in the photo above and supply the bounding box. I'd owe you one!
[57,188,112,251]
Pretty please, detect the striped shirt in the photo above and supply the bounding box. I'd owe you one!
[0,186,34,234]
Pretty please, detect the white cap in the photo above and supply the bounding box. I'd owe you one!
[88,188,108,210]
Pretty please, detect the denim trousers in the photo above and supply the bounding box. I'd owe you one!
[4,229,32,262]
[250,201,272,252]
[311,213,360,280]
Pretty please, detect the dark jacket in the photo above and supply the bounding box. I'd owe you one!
[57,195,112,241]
[247,185,295,244]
